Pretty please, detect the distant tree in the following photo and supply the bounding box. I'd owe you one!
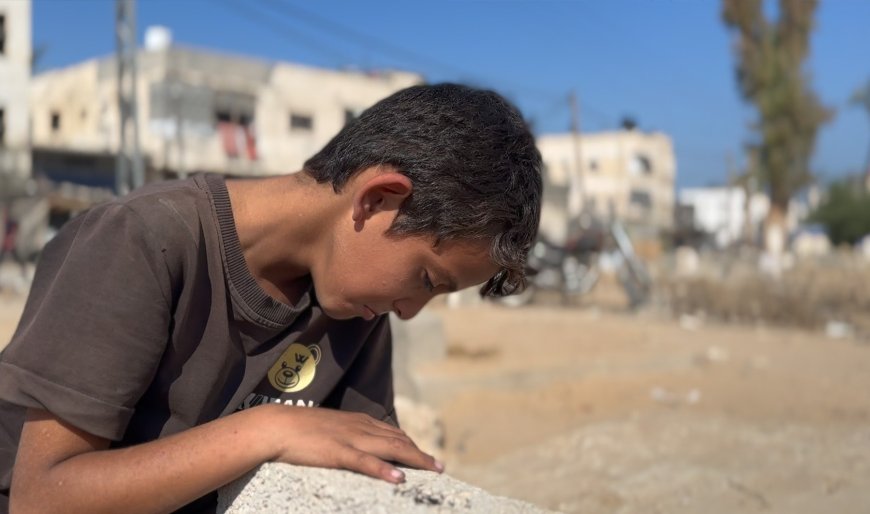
[809,177,870,245]
[722,0,832,253]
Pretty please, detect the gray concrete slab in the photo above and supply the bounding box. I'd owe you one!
[218,464,555,514]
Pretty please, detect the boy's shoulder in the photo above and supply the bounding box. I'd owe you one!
[71,175,219,252]
[121,175,213,230]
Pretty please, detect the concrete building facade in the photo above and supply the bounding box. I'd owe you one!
[29,28,422,189]
[0,0,32,183]
[536,130,676,242]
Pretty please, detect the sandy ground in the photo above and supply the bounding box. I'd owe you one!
[421,302,870,514]
[2,270,869,513]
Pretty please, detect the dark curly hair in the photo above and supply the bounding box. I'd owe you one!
[304,83,542,297]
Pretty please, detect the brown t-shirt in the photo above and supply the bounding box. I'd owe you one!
[0,174,395,512]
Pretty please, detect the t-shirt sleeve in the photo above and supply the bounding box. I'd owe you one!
[0,201,172,441]
[326,315,398,427]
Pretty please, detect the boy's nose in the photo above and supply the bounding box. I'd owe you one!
[392,296,430,320]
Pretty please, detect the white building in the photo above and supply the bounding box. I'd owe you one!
[678,186,807,248]
[28,27,422,191]
[0,0,32,183]
[536,129,676,243]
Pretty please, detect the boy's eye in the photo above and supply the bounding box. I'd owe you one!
[423,270,435,292]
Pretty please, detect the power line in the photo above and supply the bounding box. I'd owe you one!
[217,0,353,67]
[262,0,568,102]
[262,0,471,79]
[222,0,624,136]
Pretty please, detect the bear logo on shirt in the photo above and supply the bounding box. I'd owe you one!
[268,343,321,393]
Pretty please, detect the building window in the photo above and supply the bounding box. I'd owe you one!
[51,111,61,132]
[215,109,256,160]
[344,109,357,125]
[0,107,5,146]
[344,107,365,126]
[628,153,653,176]
[629,189,653,210]
[290,113,313,131]
[215,110,233,124]
[0,14,6,56]
[588,159,599,172]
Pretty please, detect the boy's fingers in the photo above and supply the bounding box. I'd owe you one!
[355,435,441,473]
[338,447,405,484]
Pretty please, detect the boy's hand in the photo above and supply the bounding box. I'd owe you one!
[261,404,443,483]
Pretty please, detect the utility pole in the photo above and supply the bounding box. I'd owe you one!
[568,90,584,219]
[115,0,144,195]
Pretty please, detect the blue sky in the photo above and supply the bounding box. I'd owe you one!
[32,0,870,189]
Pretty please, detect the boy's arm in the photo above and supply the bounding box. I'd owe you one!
[11,405,440,514]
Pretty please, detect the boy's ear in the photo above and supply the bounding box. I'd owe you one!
[351,172,413,227]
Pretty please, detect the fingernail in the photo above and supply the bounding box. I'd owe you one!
[434,460,445,472]
[390,469,405,481]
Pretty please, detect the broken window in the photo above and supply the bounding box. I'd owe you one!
[290,113,313,131]
[51,111,61,132]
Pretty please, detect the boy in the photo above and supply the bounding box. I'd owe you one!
[0,83,542,513]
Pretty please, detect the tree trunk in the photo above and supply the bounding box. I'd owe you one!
[760,203,788,276]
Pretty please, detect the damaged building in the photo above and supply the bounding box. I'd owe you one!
[28,26,422,202]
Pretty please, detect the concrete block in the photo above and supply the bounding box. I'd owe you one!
[218,463,554,514]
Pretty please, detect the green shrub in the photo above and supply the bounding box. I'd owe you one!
[809,178,870,245]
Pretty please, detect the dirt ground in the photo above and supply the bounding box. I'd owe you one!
[420,302,870,514]
[2,280,869,514]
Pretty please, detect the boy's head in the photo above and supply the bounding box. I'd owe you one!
[303,83,542,317]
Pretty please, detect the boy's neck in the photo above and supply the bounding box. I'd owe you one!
[225,171,340,305]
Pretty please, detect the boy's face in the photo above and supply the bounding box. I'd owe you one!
[309,168,498,320]
[314,229,497,321]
